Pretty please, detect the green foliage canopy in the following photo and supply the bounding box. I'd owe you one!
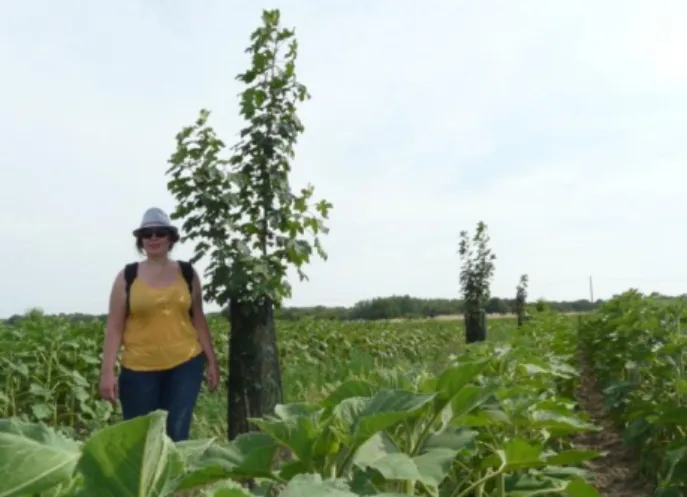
[166,9,332,308]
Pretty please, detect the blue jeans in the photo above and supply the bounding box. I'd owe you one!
[118,353,205,441]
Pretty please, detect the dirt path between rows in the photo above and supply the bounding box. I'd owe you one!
[572,356,654,497]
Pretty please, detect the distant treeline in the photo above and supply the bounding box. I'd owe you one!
[2,295,604,325]
[275,295,601,321]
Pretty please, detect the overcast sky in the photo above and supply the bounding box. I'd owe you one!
[1,0,686,316]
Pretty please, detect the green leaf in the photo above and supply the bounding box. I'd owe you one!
[413,447,459,488]
[77,410,180,497]
[274,402,321,419]
[482,438,544,471]
[31,403,52,420]
[530,410,597,436]
[29,383,52,397]
[450,383,499,418]
[353,431,397,462]
[366,453,422,481]
[333,397,368,426]
[518,362,550,375]
[0,418,81,497]
[456,408,509,427]
[278,459,310,481]
[252,409,322,462]
[352,390,435,443]
[201,480,254,496]
[435,359,489,402]
[353,432,422,481]
[564,479,602,497]
[322,380,376,412]
[278,473,358,497]
[175,438,216,464]
[174,431,279,490]
[654,406,687,425]
[539,466,592,480]
[661,444,687,482]
[505,474,568,495]
[421,427,478,452]
[213,432,279,476]
[545,449,601,466]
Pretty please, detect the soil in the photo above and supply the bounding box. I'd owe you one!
[572,356,654,497]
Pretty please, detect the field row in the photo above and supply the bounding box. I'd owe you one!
[580,291,687,494]
[1,311,603,496]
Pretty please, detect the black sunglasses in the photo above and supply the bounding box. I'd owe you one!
[139,227,173,239]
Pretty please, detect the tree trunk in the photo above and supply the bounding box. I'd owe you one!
[464,308,487,343]
[517,309,531,328]
[227,297,283,440]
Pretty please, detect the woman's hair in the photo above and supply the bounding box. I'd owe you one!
[135,231,180,254]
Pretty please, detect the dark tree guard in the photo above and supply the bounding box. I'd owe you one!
[464,309,487,343]
[227,298,284,441]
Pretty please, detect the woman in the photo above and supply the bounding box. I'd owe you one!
[99,207,220,441]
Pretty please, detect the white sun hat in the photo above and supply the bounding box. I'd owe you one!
[132,207,179,237]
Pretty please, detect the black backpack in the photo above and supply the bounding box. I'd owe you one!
[124,261,195,319]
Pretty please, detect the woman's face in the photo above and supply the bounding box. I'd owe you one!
[139,227,173,256]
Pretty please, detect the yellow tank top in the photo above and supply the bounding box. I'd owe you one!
[121,272,202,371]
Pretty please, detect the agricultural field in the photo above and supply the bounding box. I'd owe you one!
[0,314,512,439]
[0,296,683,496]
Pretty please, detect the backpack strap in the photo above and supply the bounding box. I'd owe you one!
[178,261,195,319]
[123,262,139,317]
[122,261,195,319]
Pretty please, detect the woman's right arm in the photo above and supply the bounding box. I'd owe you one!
[101,270,127,378]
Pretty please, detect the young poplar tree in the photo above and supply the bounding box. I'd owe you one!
[515,274,529,327]
[166,9,331,440]
[458,221,496,343]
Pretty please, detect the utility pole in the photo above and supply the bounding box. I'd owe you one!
[589,275,594,303]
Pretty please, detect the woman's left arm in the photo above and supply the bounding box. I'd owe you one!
[190,270,218,367]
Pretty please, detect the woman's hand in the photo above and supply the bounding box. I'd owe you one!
[99,371,118,405]
[206,360,220,392]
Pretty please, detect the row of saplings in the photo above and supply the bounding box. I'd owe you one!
[458,222,531,341]
[164,7,527,443]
